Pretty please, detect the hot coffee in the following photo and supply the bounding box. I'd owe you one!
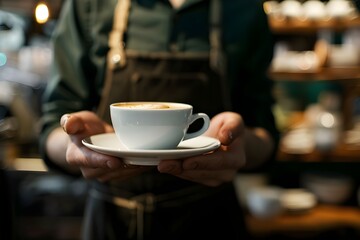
[110,101,210,150]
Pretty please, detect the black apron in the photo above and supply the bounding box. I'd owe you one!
[82,1,248,239]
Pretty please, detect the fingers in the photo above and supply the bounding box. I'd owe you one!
[158,146,245,174]
[161,152,242,187]
[60,111,143,182]
[218,113,244,146]
[66,137,149,181]
[157,159,183,175]
[66,143,122,169]
[182,145,246,171]
[157,158,234,187]
[60,111,113,136]
[207,112,244,146]
[159,139,245,172]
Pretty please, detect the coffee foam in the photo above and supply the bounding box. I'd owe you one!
[121,103,170,109]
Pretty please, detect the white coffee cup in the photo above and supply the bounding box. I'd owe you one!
[110,102,210,150]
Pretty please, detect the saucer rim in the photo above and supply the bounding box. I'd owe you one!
[82,133,220,165]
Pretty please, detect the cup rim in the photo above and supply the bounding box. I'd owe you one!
[110,101,193,110]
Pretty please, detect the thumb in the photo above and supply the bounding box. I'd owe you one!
[216,113,244,146]
[219,129,234,146]
[60,114,84,134]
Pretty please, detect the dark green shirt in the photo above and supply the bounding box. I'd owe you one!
[40,0,278,172]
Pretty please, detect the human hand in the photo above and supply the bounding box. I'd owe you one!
[157,112,246,187]
[61,111,149,182]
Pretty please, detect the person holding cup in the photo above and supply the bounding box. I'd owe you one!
[40,0,278,239]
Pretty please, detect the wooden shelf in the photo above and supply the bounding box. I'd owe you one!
[277,143,360,162]
[269,16,360,34]
[246,204,360,237]
[261,12,360,240]
[267,8,360,164]
[269,67,360,82]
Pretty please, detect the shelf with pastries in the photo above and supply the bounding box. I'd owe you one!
[264,0,360,34]
[264,1,360,82]
[275,103,360,162]
[269,39,360,82]
[269,67,360,82]
[276,118,360,162]
[277,140,360,162]
[268,16,360,34]
[264,2,360,163]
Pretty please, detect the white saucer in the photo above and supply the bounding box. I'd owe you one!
[82,133,221,166]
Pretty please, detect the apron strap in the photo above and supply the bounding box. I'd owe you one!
[108,0,131,69]
[98,0,232,117]
[97,0,131,117]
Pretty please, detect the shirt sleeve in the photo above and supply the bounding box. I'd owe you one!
[39,0,101,174]
[226,1,279,170]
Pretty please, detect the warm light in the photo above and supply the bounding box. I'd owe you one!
[35,3,50,24]
[319,113,335,128]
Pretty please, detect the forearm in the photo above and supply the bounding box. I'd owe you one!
[243,127,275,170]
[46,127,80,174]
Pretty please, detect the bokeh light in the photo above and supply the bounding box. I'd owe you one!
[35,3,50,24]
[319,112,335,128]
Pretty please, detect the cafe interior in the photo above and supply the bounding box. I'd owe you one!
[1,0,360,239]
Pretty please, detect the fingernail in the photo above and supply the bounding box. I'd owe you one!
[60,114,71,133]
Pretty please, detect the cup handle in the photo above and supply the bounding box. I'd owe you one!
[183,113,210,141]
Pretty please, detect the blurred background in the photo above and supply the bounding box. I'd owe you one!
[0,1,88,240]
[0,0,360,239]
